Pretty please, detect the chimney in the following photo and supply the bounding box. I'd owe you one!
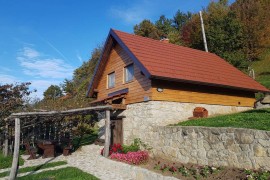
[160,38,169,43]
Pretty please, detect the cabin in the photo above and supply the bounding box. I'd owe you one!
[87,29,270,144]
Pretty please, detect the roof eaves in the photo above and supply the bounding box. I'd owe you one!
[150,75,270,93]
[110,29,151,78]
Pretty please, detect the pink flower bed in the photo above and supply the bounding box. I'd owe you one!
[110,151,149,165]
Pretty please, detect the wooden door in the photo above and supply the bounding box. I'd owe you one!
[111,119,123,145]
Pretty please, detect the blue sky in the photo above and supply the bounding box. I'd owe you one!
[0,0,234,99]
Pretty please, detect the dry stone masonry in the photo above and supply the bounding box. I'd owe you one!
[147,126,270,170]
[122,101,251,143]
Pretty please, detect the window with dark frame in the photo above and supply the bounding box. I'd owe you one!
[108,72,115,88]
[125,64,134,83]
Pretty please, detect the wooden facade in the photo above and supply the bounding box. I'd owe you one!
[93,43,255,107]
[95,43,151,104]
[151,80,255,107]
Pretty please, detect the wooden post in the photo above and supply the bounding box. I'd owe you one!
[103,110,111,157]
[199,11,208,52]
[4,125,9,157]
[9,118,20,180]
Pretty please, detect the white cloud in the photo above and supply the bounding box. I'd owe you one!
[110,0,153,24]
[0,74,19,84]
[17,47,74,79]
[20,47,40,59]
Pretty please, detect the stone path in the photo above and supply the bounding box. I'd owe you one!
[1,145,178,180]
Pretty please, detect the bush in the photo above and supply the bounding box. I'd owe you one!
[110,151,149,165]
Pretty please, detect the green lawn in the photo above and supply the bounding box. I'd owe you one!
[252,49,270,89]
[18,167,99,180]
[175,108,270,131]
[0,161,67,178]
[0,152,24,169]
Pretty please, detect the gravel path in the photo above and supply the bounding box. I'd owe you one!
[1,144,178,180]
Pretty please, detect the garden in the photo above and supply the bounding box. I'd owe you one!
[105,138,270,180]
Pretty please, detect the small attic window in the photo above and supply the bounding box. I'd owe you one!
[125,64,134,83]
[108,72,115,88]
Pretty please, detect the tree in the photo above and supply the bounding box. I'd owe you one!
[155,15,173,38]
[231,0,270,61]
[43,85,63,100]
[173,10,192,31]
[206,0,247,69]
[134,20,160,40]
[0,82,33,124]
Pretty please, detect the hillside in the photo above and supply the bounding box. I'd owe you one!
[252,49,270,90]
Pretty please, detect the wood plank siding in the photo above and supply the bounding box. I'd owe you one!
[95,43,151,104]
[151,80,255,107]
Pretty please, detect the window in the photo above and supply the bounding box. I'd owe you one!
[125,64,134,82]
[108,72,115,88]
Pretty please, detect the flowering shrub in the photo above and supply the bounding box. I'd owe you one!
[110,151,149,165]
[100,143,123,156]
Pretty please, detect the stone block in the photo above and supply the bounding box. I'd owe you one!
[253,144,267,157]
[235,132,254,144]
[228,144,241,153]
[258,139,270,148]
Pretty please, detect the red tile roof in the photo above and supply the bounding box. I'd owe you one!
[111,29,269,92]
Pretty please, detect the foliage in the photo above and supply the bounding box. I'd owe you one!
[72,132,98,151]
[122,138,152,154]
[175,108,270,131]
[231,0,270,61]
[18,167,99,180]
[154,161,222,179]
[0,82,33,127]
[245,169,270,180]
[110,151,149,165]
[0,151,24,169]
[134,20,160,40]
[43,85,63,100]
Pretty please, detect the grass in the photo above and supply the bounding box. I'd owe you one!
[18,167,99,180]
[0,151,24,169]
[175,108,270,131]
[0,161,67,178]
[251,49,270,89]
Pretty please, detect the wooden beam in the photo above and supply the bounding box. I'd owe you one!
[104,110,111,157]
[9,118,20,180]
[4,125,8,157]
[111,104,126,110]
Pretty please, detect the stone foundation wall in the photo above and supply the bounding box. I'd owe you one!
[122,101,251,143]
[147,126,270,170]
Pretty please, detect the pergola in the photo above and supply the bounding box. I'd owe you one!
[5,105,115,180]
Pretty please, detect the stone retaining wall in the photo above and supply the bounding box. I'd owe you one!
[122,101,251,143]
[147,126,270,170]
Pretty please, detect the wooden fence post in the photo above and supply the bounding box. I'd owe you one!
[9,118,20,180]
[4,124,9,157]
[104,110,111,157]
